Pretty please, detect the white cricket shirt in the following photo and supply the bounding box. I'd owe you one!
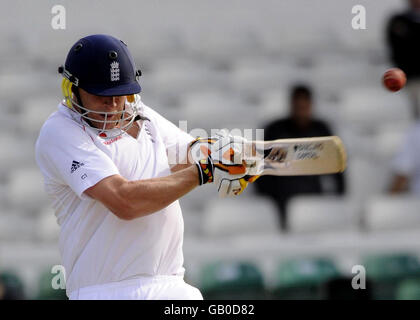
[391,122,420,194]
[35,99,194,296]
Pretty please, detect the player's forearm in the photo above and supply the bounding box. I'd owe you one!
[118,165,199,219]
[170,163,193,173]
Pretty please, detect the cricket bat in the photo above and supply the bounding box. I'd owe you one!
[244,136,347,176]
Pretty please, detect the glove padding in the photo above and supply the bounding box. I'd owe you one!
[190,130,261,197]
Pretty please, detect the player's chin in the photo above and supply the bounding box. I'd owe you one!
[104,122,120,130]
[90,119,119,130]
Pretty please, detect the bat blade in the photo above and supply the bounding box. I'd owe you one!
[245,136,347,176]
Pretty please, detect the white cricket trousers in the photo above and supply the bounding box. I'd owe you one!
[68,275,203,300]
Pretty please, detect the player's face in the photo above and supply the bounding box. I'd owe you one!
[291,97,312,126]
[78,88,127,130]
[410,0,420,10]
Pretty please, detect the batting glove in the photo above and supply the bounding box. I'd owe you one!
[189,130,261,197]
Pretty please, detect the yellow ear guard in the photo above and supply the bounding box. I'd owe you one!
[127,94,135,103]
[235,175,260,196]
[61,78,73,109]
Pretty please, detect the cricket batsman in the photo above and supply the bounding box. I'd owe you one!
[35,34,259,300]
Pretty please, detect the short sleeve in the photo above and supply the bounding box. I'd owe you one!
[36,117,120,199]
[391,126,420,176]
[142,104,195,165]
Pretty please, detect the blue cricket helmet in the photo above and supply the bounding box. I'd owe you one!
[59,34,141,96]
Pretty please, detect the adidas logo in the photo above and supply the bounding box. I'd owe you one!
[70,160,84,173]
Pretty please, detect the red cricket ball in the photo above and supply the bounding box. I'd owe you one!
[383,68,407,92]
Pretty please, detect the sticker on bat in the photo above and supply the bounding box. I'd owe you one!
[264,147,288,162]
[293,143,323,160]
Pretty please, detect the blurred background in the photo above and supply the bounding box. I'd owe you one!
[1,0,420,300]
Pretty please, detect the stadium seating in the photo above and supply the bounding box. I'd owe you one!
[147,59,219,97]
[230,59,306,94]
[363,253,420,299]
[179,183,213,217]
[0,271,26,300]
[188,28,262,61]
[372,123,411,160]
[346,156,389,200]
[334,125,371,159]
[179,90,255,130]
[309,59,372,91]
[35,269,67,300]
[0,242,61,272]
[18,96,60,136]
[271,257,341,299]
[365,195,420,232]
[0,211,36,241]
[0,133,33,179]
[7,167,48,214]
[201,197,279,237]
[287,195,358,233]
[35,206,60,242]
[199,261,266,299]
[0,74,46,101]
[257,89,290,126]
[396,278,420,300]
[339,87,411,132]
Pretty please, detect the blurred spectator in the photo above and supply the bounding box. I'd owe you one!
[0,280,4,300]
[254,84,345,231]
[386,0,420,118]
[0,271,25,300]
[389,122,420,194]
